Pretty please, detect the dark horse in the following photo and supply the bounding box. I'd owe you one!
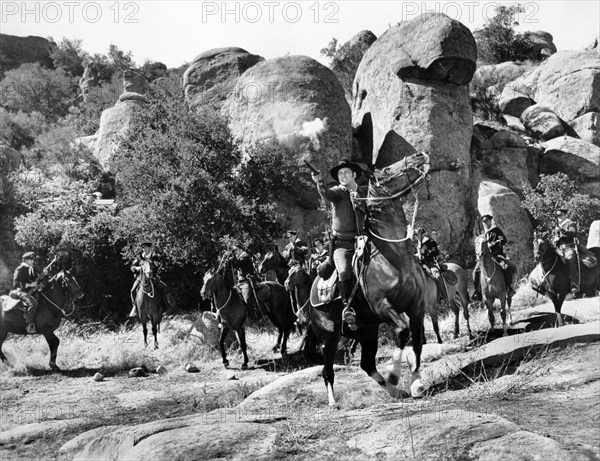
[201,270,249,369]
[134,260,166,349]
[0,270,84,371]
[284,263,312,328]
[258,248,289,285]
[474,235,513,335]
[306,152,435,405]
[531,232,571,327]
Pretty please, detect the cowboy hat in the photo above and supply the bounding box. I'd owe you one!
[481,214,493,221]
[22,252,35,260]
[330,159,362,182]
[141,242,153,247]
[555,209,567,215]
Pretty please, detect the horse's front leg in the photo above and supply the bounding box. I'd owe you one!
[142,322,149,348]
[272,330,283,353]
[219,326,230,368]
[234,327,249,370]
[152,322,159,350]
[44,331,61,372]
[409,313,425,398]
[322,335,337,407]
[0,328,8,362]
[499,296,508,337]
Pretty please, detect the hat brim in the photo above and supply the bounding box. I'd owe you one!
[481,215,493,221]
[330,163,362,182]
[141,242,153,247]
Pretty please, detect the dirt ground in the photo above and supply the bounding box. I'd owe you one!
[1,297,599,461]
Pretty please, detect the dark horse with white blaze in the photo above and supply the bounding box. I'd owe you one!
[306,152,435,405]
[134,260,166,349]
[532,232,571,327]
[0,270,83,371]
[474,235,513,335]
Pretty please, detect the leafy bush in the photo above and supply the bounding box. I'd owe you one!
[0,108,48,150]
[522,173,600,240]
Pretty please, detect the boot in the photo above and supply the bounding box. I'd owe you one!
[471,269,482,301]
[24,299,38,334]
[339,280,357,331]
[566,256,580,294]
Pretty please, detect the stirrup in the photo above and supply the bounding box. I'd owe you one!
[342,305,358,331]
[26,323,36,334]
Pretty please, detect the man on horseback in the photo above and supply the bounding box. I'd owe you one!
[11,252,48,334]
[311,159,367,331]
[129,242,170,318]
[309,238,329,277]
[553,209,597,294]
[282,230,309,269]
[472,214,517,301]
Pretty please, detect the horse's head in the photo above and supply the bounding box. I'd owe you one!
[370,152,431,198]
[474,235,489,259]
[258,248,283,275]
[284,264,303,291]
[140,260,154,279]
[200,270,221,300]
[533,231,553,263]
[52,270,84,300]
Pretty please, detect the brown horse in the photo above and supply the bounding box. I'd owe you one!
[258,248,289,284]
[0,270,84,371]
[284,263,312,328]
[200,270,249,369]
[474,235,513,335]
[532,233,570,327]
[306,152,434,405]
[427,262,472,342]
[135,260,166,349]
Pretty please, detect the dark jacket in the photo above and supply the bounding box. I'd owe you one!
[13,263,38,290]
[419,239,440,265]
[283,240,308,266]
[556,218,577,245]
[131,251,162,276]
[316,183,367,239]
[485,226,507,257]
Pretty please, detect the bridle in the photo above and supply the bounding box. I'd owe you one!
[40,272,80,317]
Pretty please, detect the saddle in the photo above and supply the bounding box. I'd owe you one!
[310,271,341,307]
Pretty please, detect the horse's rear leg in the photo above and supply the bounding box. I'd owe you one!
[486,298,495,330]
[44,331,61,372]
[219,327,230,368]
[430,306,443,344]
[408,314,425,398]
[459,292,473,339]
[280,328,291,356]
[0,328,8,362]
[322,336,337,407]
[499,297,508,337]
[234,327,249,370]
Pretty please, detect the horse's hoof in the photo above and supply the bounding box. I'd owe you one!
[241,364,248,371]
[50,363,61,373]
[223,360,230,369]
[410,379,425,398]
[272,346,279,353]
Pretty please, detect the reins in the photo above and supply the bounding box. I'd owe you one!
[40,276,76,317]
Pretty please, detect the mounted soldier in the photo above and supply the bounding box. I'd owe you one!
[309,237,329,278]
[472,214,517,301]
[553,209,598,294]
[282,230,309,269]
[310,159,367,331]
[129,242,170,318]
[415,229,458,304]
[10,252,50,334]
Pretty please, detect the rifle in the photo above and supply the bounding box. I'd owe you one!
[36,257,57,291]
[303,160,320,175]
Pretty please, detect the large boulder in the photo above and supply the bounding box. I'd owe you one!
[569,112,600,146]
[473,61,530,94]
[520,30,557,60]
[94,71,149,169]
[498,82,534,118]
[182,47,263,111]
[541,137,600,182]
[330,30,377,105]
[352,13,476,253]
[477,181,533,277]
[0,34,55,77]
[227,55,351,212]
[520,104,564,140]
[510,50,600,122]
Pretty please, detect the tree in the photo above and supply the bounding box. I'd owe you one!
[473,5,529,64]
[0,108,48,150]
[50,37,88,77]
[140,60,168,81]
[0,63,78,120]
[522,173,600,240]
[111,93,298,273]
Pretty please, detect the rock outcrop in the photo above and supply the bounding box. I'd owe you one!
[520,104,564,140]
[569,112,600,146]
[520,30,557,60]
[329,30,377,105]
[227,55,351,213]
[352,13,477,253]
[182,47,263,111]
[0,34,55,77]
[79,62,100,102]
[95,70,149,169]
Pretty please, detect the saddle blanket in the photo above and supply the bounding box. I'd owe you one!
[1,295,25,313]
[311,272,341,307]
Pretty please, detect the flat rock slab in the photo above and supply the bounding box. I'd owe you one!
[72,419,277,461]
[59,425,125,453]
[347,410,585,460]
[424,321,600,388]
[0,418,89,444]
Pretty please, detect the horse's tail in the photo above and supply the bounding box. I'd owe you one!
[303,324,323,365]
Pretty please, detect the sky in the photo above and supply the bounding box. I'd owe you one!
[2,1,599,68]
